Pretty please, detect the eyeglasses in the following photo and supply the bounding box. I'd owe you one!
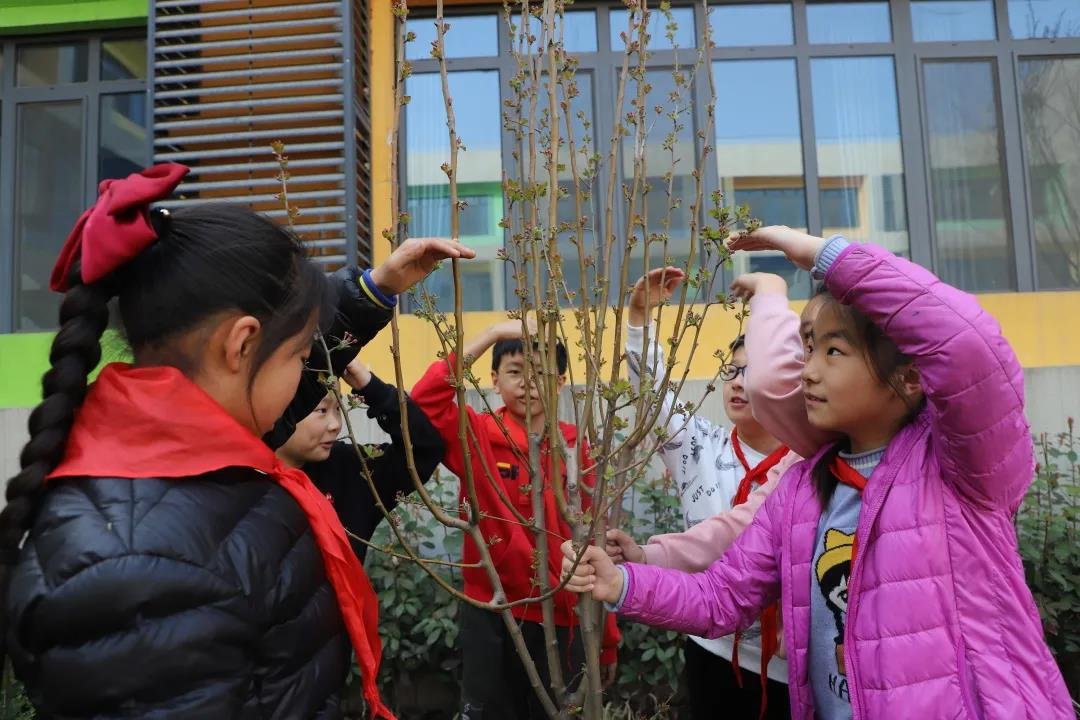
[720,364,747,382]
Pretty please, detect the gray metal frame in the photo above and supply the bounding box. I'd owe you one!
[342,0,359,267]
[401,0,1080,306]
[0,31,148,333]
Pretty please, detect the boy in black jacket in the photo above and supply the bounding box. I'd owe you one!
[269,238,454,555]
[277,358,444,559]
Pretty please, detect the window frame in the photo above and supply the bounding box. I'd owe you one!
[0,30,148,333]
[404,0,1080,301]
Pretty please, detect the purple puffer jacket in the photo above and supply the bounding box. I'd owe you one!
[619,243,1073,719]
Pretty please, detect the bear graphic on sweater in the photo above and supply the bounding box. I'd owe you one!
[815,528,854,675]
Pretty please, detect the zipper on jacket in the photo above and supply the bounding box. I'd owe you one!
[841,438,910,720]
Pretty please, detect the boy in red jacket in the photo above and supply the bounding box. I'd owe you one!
[411,320,620,720]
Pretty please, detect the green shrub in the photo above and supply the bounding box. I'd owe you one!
[1017,422,1080,702]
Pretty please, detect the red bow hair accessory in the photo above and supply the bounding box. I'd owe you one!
[50,163,190,292]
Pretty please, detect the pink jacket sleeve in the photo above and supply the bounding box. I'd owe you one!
[640,451,800,571]
[744,292,836,459]
[826,243,1033,512]
[619,477,786,637]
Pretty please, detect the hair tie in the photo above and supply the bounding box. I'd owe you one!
[149,207,173,238]
[50,163,189,292]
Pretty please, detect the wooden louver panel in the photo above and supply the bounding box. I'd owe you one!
[151,0,371,268]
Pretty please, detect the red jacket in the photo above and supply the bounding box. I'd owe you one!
[412,355,619,663]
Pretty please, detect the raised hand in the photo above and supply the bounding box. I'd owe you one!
[605,528,644,565]
[628,266,686,327]
[487,316,538,343]
[370,237,477,296]
[728,272,788,303]
[560,540,624,604]
[727,226,826,271]
[342,358,372,390]
[461,316,538,365]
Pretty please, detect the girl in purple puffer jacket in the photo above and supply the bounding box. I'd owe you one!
[562,227,1073,720]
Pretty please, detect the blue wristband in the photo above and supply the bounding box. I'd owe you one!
[360,268,398,309]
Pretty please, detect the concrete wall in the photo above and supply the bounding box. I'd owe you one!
[2,365,1077,485]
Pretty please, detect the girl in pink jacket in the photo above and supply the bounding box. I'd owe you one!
[563,227,1072,719]
[610,268,808,719]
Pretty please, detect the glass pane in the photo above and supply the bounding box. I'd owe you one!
[923,61,1013,291]
[100,93,149,184]
[17,102,85,330]
[710,3,794,47]
[1019,57,1080,288]
[406,14,498,60]
[714,59,809,294]
[16,42,88,86]
[542,75,598,305]
[807,2,892,43]
[406,71,503,311]
[621,69,698,287]
[610,7,696,50]
[101,38,147,80]
[911,1,997,41]
[1009,0,1080,39]
[514,10,598,53]
[811,57,908,256]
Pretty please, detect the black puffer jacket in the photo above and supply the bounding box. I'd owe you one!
[265,266,393,449]
[7,470,351,719]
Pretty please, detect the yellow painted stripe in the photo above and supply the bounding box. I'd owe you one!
[354,292,1080,389]
[1,292,1077,407]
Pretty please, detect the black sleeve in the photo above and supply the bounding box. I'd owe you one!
[264,267,394,449]
[313,266,393,377]
[301,375,445,559]
[356,372,446,505]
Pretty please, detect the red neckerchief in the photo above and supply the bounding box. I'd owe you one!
[730,428,789,506]
[830,456,867,566]
[49,364,395,720]
[729,429,789,720]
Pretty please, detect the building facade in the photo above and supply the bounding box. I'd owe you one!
[1,0,1079,477]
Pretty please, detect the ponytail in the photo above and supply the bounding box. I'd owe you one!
[811,440,848,507]
[0,265,111,654]
[0,165,329,668]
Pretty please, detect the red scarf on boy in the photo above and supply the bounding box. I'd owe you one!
[48,363,395,720]
[729,428,788,720]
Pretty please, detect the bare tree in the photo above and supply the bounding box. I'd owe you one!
[295,1,759,717]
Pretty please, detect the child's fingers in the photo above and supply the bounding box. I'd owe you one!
[606,527,637,549]
[564,574,596,593]
[727,235,770,253]
[635,266,686,295]
[729,279,753,300]
[560,542,597,577]
[417,237,478,260]
[560,539,576,560]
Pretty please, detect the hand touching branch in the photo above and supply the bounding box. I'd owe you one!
[370,237,477,296]
[727,226,826,271]
[628,267,687,327]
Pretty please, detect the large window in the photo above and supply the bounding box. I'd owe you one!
[0,34,149,332]
[400,2,1080,306]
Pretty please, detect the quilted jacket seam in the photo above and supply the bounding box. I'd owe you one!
[853,620,949,643]
[989,562,1037,719]
[857,570,950,593]
[267,526,316,605]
